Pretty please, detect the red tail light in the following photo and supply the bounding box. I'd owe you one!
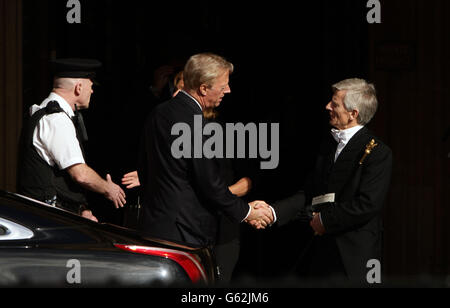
[114,244,207,283]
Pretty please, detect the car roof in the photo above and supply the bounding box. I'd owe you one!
[0,190,204,252]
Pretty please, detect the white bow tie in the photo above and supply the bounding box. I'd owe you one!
[331,129,346,143]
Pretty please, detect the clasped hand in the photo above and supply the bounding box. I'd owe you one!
[245,201,274,230]
[246,201,326,235]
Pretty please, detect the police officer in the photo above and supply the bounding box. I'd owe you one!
[18,58,126,221]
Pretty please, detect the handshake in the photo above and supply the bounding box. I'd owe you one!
[245,201,275,230]
[244,200,330,235]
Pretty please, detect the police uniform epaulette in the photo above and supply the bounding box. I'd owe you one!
[45,101,64,114]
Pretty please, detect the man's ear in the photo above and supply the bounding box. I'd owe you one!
[199,84,208,96]
[74,82,83,96]
[350,109,359,121]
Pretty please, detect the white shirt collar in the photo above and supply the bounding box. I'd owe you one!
[331,125,364,145]
[31,92,75,118]
[180,90,203,111]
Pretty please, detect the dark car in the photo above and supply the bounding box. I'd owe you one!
[0,190,217,287]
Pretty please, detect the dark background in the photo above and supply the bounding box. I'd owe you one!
[0,0,448,286]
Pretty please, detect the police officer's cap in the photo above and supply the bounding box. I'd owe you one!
[51,58,102,79]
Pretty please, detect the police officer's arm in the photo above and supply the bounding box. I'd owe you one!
[67,163,126,209]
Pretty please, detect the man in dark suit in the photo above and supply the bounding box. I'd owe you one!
[137,53,273,247]
[252,78,392,285]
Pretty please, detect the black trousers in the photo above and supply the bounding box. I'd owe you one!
[214,215,241,284]
[302,235,348,286]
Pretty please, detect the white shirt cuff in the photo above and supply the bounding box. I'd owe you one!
[269,206,277,226]
[242,205,252,222]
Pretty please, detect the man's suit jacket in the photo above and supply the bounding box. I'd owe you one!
[137,92,249,247]
[274,127,392,282]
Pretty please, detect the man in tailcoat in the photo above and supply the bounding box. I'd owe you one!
[253,78,392,285]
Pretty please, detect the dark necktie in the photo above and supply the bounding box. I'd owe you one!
[72,107,89,143]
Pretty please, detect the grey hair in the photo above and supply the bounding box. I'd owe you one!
[332,78,378,126]
[183,53,234,91]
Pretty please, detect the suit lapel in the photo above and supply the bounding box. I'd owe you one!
[328,127,372,195]
[311,135,338,196]
[324,136,337,176]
